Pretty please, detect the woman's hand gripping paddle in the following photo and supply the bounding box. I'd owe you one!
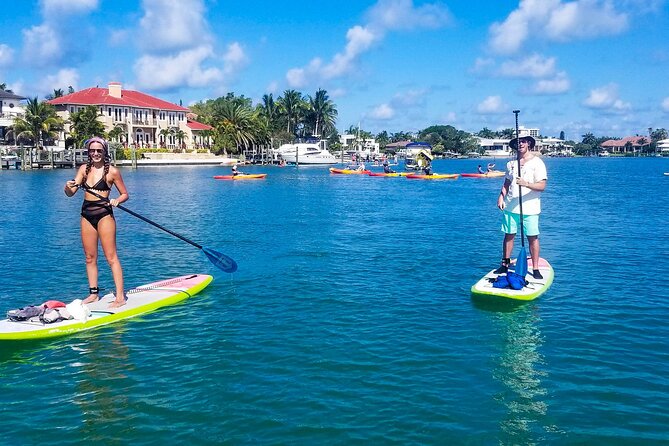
[513,110,528,278]
[79,183,237,273]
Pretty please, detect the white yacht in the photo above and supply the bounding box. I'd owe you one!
[483,148,512,157]
[275,140,338,165]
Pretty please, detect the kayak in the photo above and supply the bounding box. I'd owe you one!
[0,274,213,341]
[461,171,505,178]
[213,174,267,180]
[367,172,409,177]
[329,168,371,174]
[405,173,459,180]
[471,258,554,301]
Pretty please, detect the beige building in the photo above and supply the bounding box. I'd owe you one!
[48,82,212,151]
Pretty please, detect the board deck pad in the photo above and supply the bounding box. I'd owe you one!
[471,258,554,301]
[0,274,213,341]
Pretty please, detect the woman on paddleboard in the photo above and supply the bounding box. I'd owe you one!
[64,137,129,308]
[494,136,547,280]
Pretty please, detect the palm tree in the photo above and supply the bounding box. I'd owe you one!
[108,124,126,144]
[277,89,303,135]
[158,128,173,148]
[307,89,337,137]
[12,98,62,150]
[174,128,187,150]
[69,105,106,148]
[212,101,256,154]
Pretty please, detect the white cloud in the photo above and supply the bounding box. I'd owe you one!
[392,88,428,107]
[222,42,249,77]
[477,95,507,114]
[470,57,495,74]
[286,58,323,88]
[370,103,395,120]
[528,71,571,94]
[442,111,457,123]
[545,0,628,41]
[286,0,451,87]
[109,29,129,47]
[366,0,452,31]
[662,97,669,112]
[266,81,279,94]
[322,26,381,79]
[22,25,61,66]
[21,0,100,67]
[42,0,98,16]
[38,68,80,96]
[499,54,556,78]
[583,83,630,110]
[133,0,246,92]
[139,0,210,53]
[489,0,628,54]
[134,45,223,91]
[0,44,14,67]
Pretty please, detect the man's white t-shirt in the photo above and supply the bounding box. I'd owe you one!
[504,156,547,215]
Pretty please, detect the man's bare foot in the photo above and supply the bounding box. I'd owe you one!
[82,294,100,304]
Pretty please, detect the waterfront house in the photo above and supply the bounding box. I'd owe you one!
[340,133,381,159]
[657,139,669,156]
[47,82,212,151]
[0,89,27,143]
[600,136,651,155]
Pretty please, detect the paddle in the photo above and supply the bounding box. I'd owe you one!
[79,184,238,273]
[513,110,528,278]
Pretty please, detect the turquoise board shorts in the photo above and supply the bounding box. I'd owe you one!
[501,211,540,236]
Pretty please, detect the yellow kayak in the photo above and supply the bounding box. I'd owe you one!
[406,173,459,180]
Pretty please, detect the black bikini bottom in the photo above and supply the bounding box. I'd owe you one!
[81,199,114,230]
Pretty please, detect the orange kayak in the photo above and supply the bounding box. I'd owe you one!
[329,168,371,174]
[406,173,459,180]
[213,174,267,180]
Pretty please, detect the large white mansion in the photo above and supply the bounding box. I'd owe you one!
[47,82,212,150]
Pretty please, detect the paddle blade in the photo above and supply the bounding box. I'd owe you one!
[515,247,528,278]
[202,247,238,273]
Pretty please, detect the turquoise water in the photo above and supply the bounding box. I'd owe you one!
[1,158,668,444]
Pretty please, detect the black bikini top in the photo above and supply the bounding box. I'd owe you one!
[85,174,110,192]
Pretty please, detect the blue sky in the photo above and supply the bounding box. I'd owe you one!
[1,0,668,140]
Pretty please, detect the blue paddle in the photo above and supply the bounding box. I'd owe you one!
[513,110,528,278]
[79,184,238,273]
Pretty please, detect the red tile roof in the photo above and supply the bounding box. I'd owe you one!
[601,136,651,147]
[186,120,213,131]
[47,86,189,112]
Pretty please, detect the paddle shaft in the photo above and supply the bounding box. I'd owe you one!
[79,185,203,250]
[513,110,526,247]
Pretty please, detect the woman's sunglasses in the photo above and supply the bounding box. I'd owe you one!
[88,149,104,154]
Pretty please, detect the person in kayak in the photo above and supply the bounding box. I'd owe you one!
[64,137,129,308]
[423,159,433,175]
[494,136,547,280]
[478,164,485,174]
[487,162,496,172]
[383,159,395,173]
[232,164,245,176]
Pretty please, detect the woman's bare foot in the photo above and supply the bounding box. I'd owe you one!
[109,294,128,309]
[82,294,100,304]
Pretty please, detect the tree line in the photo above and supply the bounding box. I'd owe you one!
[2,82,667,156]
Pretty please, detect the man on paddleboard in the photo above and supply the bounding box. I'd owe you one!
[494,136,547,280]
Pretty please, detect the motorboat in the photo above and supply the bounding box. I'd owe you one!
[275,140,338,165]
[483,148,512,157]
